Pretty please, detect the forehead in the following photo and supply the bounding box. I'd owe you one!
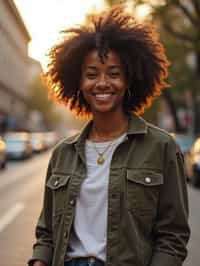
[82,49,122,67]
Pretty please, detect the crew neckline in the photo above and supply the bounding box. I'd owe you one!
[86,132,127,147]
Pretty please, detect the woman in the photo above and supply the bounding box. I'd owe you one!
[29,6,190,266]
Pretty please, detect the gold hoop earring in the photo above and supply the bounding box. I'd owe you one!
[127,88,132,99]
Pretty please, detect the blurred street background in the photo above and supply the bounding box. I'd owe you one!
[0,0,200,265]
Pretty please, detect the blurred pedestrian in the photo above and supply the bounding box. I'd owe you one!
[28,6,190,266]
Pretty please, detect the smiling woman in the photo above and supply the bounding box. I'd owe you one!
[28,5,190,266]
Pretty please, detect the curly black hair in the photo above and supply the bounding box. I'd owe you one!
[45,6,170,117]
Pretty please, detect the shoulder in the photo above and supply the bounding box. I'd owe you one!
[56,132,80,148]
[144,121,182,154]
[146,122,183,158]
[50,132,80,160]
[146,121,175,144]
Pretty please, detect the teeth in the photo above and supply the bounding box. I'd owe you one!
[95,94,112,99]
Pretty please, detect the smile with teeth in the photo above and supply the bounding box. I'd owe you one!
[94,93,113,100]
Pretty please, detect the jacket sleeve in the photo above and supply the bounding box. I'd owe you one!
[150,137,190,266]
[28,158,54,266]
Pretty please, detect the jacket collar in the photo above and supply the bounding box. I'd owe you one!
[64,113,148,146]
[127,113,148,135]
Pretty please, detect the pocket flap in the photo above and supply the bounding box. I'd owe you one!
[126,169,163,186]
[46,173,70,190]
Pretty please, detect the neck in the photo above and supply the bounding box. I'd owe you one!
[89,111,129,141]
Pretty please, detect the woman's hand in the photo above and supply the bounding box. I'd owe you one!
[32,260,47,266]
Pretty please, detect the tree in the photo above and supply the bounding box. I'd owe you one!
[27,76,62,130]
[133,0,200,78]
[135,0,200,133]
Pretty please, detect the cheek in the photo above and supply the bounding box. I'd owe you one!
[80,80,93,93]
[111,77,127,89]
[113,81,127,94]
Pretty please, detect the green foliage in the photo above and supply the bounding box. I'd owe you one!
[28,76,62,128]
[161,30,198,96]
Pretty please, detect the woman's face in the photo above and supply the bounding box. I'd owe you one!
[80,49,127,115]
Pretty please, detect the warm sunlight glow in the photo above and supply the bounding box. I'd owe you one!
[124,2,151,22]
[124,1,134,13]
[135,4,151,21]
[14,0,107,69]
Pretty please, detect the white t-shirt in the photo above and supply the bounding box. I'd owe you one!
[66,133,127,262]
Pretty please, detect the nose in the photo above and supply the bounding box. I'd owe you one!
[95,74,109,89]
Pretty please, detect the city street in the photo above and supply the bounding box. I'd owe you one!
[0,151,199,266]
[0,151,51,266]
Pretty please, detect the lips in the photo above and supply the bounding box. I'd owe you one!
[94,93,113,100]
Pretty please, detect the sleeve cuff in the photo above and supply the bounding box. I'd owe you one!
[150,251,183,266]
[28,244,53,266]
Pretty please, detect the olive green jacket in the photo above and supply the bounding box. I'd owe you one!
[29,114,190,266]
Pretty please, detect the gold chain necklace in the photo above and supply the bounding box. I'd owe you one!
[90,122,128,165]
[92,140,115,165]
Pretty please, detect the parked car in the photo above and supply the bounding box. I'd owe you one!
[30,132,47,153]
[0,136,7,169]
[170,133,194,180]
[190,137,200,187]
[4,132,33,160]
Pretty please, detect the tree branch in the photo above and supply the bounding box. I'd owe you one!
[174,0,199,27]
[163,22,196,43]
[191,0,200,17]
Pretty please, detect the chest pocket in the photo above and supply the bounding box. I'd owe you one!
[46,173,71,216]
[126,169,163,216]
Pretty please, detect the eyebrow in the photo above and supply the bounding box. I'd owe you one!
[86,66,97,70]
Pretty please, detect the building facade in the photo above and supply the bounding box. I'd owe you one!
[0,0,31,131]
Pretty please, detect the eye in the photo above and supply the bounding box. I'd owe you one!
[85,72,97,79]
[109,72,121,78]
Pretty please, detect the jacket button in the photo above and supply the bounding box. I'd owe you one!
[145,177,151,183]
[69,199,75,206]
[54,180,59,186]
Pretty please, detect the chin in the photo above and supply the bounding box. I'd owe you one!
[92,105,119,114]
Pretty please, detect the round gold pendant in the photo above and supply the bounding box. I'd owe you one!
[97,154,105,165]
